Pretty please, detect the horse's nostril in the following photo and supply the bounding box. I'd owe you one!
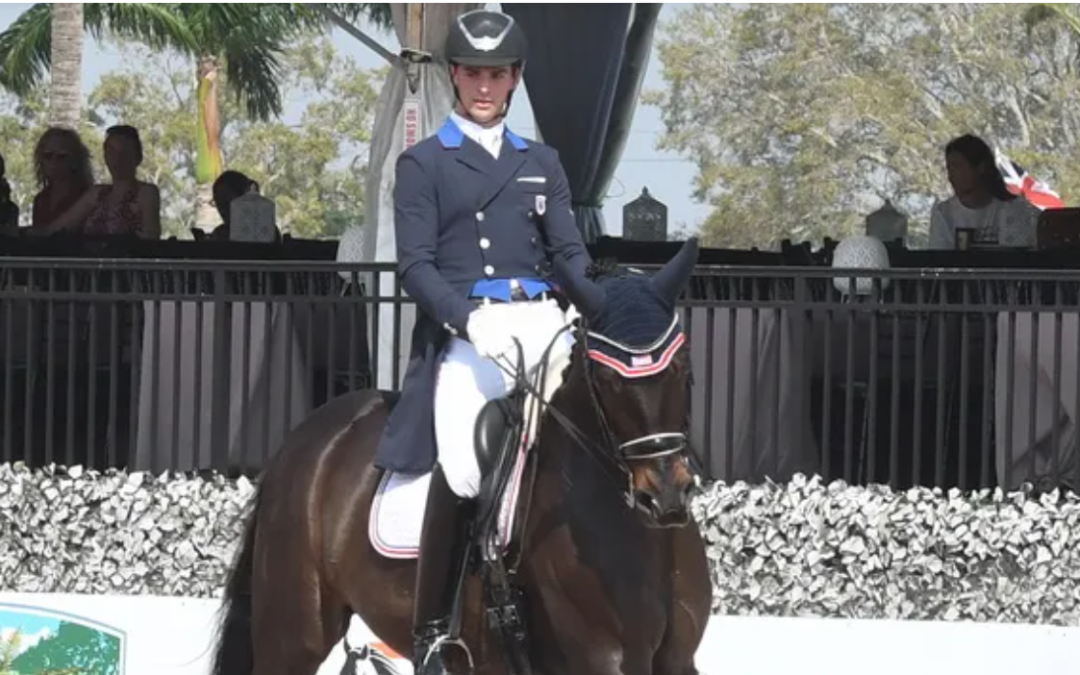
[634,490,656,513]
[682,481,694,501]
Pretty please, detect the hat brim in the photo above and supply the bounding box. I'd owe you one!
[449,56,523,68]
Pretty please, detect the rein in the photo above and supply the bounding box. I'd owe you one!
[489,313,689,511]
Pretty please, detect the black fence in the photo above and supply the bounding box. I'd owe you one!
[2,257,1079,494]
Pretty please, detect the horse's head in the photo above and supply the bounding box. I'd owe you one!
[553,238,699,528]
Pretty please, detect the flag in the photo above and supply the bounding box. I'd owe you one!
[995,148,1065,210]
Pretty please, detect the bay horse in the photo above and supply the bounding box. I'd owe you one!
[209,238,712,675]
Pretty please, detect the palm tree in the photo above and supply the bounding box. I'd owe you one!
[0,2,392,228]
[0,4,197,128]
[48,3,83,128]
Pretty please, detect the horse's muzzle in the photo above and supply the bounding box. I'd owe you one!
[633,478,692,529]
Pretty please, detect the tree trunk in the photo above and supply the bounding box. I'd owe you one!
[48,3,84,129]
[194,54,223,231]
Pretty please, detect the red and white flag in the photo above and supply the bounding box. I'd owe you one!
[995,148,1065,210]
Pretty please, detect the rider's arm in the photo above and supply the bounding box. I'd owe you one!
[538,149,592,282]
[394,150,477,336]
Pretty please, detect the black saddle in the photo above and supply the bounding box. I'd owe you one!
[471,389,530,539]
[474,394,522,478]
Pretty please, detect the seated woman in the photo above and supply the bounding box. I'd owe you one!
[202,169,280,242]
[36,124,161,239]
[0,152,19,235]
[928,133,1039,250]
[0,177,20,236]
[28,126,94,234]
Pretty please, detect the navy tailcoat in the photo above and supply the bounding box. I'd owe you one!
[373,117,592,474]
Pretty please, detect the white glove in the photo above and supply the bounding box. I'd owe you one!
[563,302,581,327]
[467,307,516,360]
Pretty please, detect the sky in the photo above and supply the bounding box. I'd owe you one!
[0,3,711,238]
[0,609,58,656]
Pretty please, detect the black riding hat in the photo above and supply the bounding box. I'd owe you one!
[445,9,527,68]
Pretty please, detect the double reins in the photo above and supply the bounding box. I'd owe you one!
[489,312,688,508]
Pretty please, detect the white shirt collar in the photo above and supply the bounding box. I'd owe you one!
[451,111,504,158]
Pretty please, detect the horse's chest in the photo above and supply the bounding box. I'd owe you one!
[565,510,672,619]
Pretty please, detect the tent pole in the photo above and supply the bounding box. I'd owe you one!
[311,3,396,64]
[407,3,424,49]
[402,4,428,96]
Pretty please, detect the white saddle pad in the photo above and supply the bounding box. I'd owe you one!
[368,442,530,560]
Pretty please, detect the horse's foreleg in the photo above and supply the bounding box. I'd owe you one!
[652,526,711,675]
[250,568,349,675]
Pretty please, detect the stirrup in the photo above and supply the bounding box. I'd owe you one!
[414,625,475,674]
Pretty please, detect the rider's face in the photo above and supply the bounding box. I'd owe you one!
[452,65,520,126]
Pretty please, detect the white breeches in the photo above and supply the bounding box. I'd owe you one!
[434,299,574,498]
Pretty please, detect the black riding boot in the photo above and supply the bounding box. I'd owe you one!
[413,463,474,675]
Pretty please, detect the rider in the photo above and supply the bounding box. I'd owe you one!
[373,8,593,675]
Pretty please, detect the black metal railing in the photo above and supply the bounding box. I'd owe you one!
[2,257,1079,495]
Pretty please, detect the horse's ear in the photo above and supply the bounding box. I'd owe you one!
[552,254,606,319]
[651,237,700,304]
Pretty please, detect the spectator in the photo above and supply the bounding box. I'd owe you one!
[37,124,161,239]
[927,133,1039,250]
[29,126,94,234]
[202,169,280,243]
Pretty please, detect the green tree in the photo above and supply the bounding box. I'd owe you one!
[0,4,195,129]
[0,3,391,228]
[647,3,1080,249]
[9,621,119,675]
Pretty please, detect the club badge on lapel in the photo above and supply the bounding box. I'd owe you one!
[535,194,547,216]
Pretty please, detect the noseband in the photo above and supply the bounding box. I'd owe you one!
[499,312,689,512]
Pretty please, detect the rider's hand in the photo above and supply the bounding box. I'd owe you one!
[467,307,516,360]
[563,302,581,326]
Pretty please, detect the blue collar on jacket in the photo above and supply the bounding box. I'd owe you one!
[437,118,528,151]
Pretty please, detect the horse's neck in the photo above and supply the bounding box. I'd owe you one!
[534,384,671,589]
[537,383,654,535]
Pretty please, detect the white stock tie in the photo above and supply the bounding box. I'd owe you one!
[480,131,502,159]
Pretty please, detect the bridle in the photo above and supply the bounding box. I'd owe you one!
[491,309,691,513]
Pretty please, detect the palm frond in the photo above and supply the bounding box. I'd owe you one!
[0,3,200,97]
[174,4,294,48]
[319,4,394,31]
[281,3,394,34]
[220,40,286,121]
[88,3,198,53]
[0,2,390,122]
[180,4,295,121]
[0,3,53,96]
